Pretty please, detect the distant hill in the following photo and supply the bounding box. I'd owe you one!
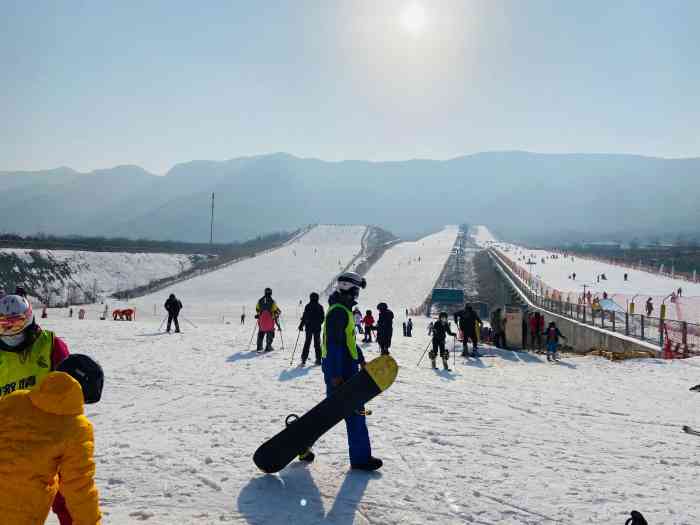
[2,152,698,242]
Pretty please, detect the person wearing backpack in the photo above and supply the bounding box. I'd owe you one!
[256,288,281,352]
[543,321,567,362]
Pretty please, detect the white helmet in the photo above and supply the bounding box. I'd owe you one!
[336,272,367,299]
[0,294,34,336]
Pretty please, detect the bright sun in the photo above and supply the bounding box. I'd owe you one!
[400,4,426,35]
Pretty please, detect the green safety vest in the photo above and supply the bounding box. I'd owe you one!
[0,330,53,398]
[321,303,358,360]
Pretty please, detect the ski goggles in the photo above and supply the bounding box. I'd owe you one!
[0,312,31,336]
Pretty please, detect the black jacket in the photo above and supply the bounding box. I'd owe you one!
[376,309,394,338]
[164,297,182,314]
[432,320,456,342]
[299,301,325,332]
[454,308,481,335]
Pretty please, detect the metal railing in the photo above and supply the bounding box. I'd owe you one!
[490,249,700,356]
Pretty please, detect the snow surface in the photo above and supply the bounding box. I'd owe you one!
[496,244,700,323]
[129,225,368,323]
[41,315,700,525]
[38,224,699,524]
[470,225,498,248]
[1,248,195,295]
[361,226,459,315]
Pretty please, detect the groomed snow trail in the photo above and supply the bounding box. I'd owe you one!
[361,226,459,314]
[42,315,699,525]
[129,225,367,322]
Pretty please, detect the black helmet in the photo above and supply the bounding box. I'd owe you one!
[377,302,388,311]
[57,354,104,404]
[264,287,272,296]
[439,311,448,320]
[310,292,319,302]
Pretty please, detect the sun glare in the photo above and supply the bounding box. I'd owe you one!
[400,3,426,35]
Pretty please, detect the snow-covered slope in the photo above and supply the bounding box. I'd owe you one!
[360,226,459,315]
[42,316,700,525]
[469,225,497,247]
[130,225,368,322]
[0,248,196,302]
[497,244,700,322]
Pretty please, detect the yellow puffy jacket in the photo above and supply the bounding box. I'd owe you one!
[0,372,102,525]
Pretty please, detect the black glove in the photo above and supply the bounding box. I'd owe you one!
[254,314,259,319]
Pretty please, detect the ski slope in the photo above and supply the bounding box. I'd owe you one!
[470,225,498,247]
[129,225,368,322]
[41,315,700,525]
[497,244,700,322]
[360,226,459,315]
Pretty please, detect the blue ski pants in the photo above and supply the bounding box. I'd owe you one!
[325,383,371,465]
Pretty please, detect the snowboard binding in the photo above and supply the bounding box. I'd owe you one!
[286,414,316,463]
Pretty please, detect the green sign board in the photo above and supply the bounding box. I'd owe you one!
[431,288,465,304]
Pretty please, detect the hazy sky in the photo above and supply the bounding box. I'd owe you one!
[2,0,698,173]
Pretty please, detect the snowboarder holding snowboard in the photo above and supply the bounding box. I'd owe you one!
[256,287,281,352]
[164,293,182,333]
[322,272,382,471]
[430,312,456,370]
[543,321,566,361]
[298,292,325,366]
[376,302,394,355]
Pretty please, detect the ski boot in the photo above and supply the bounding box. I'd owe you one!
[314,359,322,366]
[442,359,451,371]
[472,348,482,358]
[430,358,437,369]
[351,456,383,471]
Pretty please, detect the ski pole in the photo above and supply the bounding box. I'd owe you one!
[289,329,302,366]
[453,335,456,369]
[247,324,258,352]
[416,340,432,367]
[276,319,285,351]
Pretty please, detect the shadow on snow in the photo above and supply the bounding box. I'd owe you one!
[279,366,312,381]
[237,463,376,524]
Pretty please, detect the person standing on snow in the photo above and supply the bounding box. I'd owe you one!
[406,318,413,337]
[454,304,482,357]
[362,310,375,343]
[375,303,394,355]
[0,293,75,524]
[543,321,567,362]
[0,354,104,524]
[353,308,363,334]
[256,287,281,352]
[321,271,382,471]
[645,297,654,317]
[298,292,325,366]
[430,312,456,370]
[164,293,182,333]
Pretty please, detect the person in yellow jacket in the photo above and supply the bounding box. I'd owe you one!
[0,354,104,525]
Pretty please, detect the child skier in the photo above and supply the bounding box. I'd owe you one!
[430,312,456,370]
[353,308,363,334]
[362,310,375,343]
[375,303,394,355]
[543,321,567,361]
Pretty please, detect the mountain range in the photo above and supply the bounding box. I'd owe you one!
[2,152,698,243]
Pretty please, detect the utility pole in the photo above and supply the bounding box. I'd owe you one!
[210,192,215,246]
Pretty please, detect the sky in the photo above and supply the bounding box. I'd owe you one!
[2,0,699,174]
